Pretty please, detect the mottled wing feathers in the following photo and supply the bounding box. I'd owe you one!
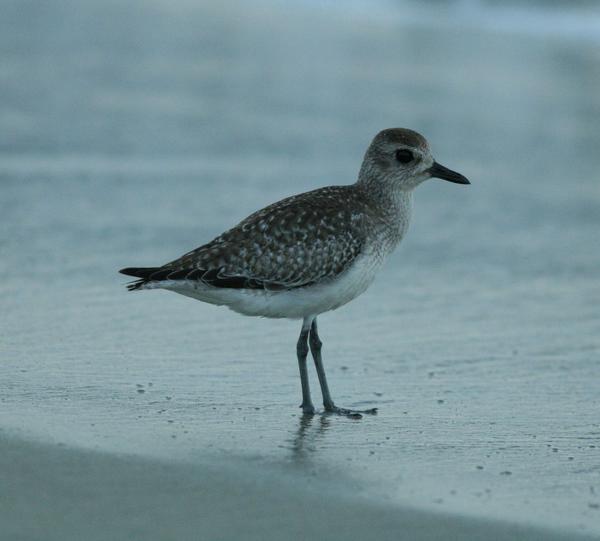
[128,186,371,291]
[121,266,279,291]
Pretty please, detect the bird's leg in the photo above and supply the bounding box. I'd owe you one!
[307,318,334,411]
[297,317,315,415]
[309,318,377,419]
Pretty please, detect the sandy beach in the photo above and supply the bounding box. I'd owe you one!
[2,433,597,541]
[1,0,599,538]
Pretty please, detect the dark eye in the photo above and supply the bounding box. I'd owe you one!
[395,149,414,164]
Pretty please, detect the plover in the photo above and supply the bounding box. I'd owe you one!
[120,128,469,417]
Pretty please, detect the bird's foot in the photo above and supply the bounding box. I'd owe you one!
[324,404,378,419]
[299,403,316,415]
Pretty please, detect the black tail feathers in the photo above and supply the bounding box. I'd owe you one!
[119,267,161,279]
[119,267,161,291]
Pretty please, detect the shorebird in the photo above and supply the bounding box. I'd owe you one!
[120,128,469,417]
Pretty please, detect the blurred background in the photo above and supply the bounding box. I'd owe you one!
[1,0,599,534]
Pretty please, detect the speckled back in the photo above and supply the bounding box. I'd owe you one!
[165,185,382,288]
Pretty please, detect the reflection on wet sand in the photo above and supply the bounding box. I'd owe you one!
[290,414,333,463]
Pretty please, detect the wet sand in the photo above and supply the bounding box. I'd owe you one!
[1,0,600,538]
[2,434,597,541]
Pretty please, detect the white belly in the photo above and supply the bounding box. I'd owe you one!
[146,252,385,319]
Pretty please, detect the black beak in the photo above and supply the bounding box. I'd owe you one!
[429,161,470,185]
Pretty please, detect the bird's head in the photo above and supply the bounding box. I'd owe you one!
[358,128,469,192]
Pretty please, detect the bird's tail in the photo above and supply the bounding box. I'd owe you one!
[119,267,161,291]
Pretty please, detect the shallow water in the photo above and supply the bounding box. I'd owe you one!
[1,0,599,535]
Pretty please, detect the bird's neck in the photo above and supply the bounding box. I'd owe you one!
[355,178,413,250]
[356,176,413,221]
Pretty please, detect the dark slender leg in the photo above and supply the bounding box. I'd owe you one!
[297,318,315,415]
[308,318,335,410]
[309,318,377,418]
